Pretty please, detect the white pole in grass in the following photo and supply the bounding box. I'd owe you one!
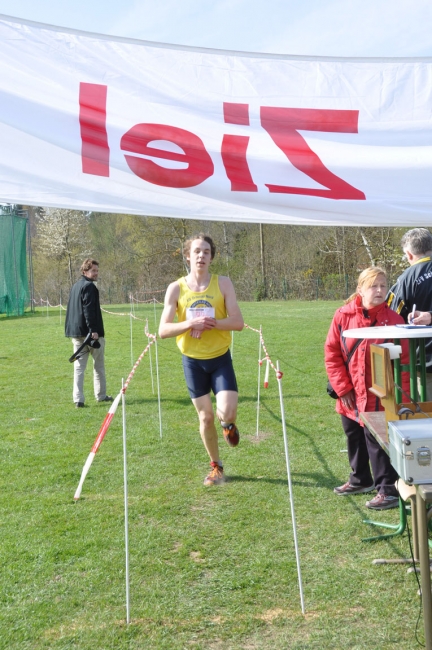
[256,326,262,438]
[130,305,134,368]
[148,340,155,394]
[121,379,131,624]
[276,360,305,615]
[154,336,162,439]
[153,297,157,329]
[146,320,155,395]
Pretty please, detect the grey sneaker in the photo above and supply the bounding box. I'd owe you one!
[365,493,399,510]
[334,481,375,496]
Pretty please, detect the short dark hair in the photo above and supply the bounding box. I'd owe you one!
[183,234,216,260]
[401,228,432,256]
[80,258,99,274]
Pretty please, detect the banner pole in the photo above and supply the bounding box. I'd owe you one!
[256,326,262,438]
[122,379,131,624]
[276,361,305,614]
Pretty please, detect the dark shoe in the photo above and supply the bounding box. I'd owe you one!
[366,493,399,510]
[334,481,375,496]
[222,423,240,447]
[203,462,225,486]
[98,395,113,403]
[75,402,85,408]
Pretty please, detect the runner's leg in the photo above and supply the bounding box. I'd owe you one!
[192,393,220,463]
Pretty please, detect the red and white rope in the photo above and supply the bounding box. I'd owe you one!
[74,328,157,500]
[245,323,283,380]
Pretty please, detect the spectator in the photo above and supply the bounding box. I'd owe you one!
[65,258,112,408]
[325,266,409,510]
[387,227,432,399]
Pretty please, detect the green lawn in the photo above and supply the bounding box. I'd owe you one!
[0,301,424,649]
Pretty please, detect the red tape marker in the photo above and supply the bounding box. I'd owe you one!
[74,392,122,500]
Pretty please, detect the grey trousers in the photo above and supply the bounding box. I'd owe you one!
[71,337,107,403]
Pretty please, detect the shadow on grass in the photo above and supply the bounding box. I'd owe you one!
[240,393,311,404]
[285,425,411,558]
[0,310,47,321]
[226,475,287,485]
[127,396,192,407]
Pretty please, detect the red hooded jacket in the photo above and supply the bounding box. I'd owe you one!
[324,296,409,423]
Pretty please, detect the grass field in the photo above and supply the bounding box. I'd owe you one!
[0,301,425,649]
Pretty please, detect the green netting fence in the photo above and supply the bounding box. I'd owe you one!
[0,210,29,315]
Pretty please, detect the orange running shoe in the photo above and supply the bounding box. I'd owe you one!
[222,423,240,447]
[203,462,225,486]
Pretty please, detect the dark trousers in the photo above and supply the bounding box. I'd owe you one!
[341,415,398,496]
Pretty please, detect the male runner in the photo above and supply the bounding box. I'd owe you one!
[159,234,244,485]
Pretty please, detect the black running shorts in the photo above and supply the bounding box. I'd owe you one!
[182,350,238,399]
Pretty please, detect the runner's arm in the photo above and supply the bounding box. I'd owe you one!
[158,282,216,338]
[215,277,244,331]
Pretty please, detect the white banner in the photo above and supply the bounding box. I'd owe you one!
[1,14,432,226]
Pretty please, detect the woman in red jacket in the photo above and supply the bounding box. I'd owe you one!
[325,266,408,510]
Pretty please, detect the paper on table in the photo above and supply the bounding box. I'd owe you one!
[395,324,432,329]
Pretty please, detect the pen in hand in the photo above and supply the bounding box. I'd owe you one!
[409,304,416,324]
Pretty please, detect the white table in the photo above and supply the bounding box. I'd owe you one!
[343,325,432,340]
[344,324,432,649]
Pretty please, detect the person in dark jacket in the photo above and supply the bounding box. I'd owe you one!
[387,228,432,399]
[325,266,409,510]
[65,258,112,408]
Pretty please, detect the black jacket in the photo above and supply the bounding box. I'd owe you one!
[387,256,432,370]
[65,276,105,338]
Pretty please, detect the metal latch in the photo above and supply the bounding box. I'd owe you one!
[417,447,431,466]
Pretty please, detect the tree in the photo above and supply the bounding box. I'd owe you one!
[35,209,91,287]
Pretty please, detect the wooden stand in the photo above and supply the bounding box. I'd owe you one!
[369,343,432,423]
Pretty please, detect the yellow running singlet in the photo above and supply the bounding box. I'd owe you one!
[176,275,231,359]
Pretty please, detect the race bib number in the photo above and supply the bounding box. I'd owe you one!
[186,307,215,319]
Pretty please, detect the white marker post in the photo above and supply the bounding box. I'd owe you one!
[264,357,270,389]
[276,361,305,615]
[153,297,157,329]
[130,296,134,367]
[256,326,262,438]
[154,336,162,439]
[148,341,155,394]
[122,379,131,624]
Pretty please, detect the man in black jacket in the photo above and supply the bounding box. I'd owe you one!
[65,258,112,407]
[387,228,432,399]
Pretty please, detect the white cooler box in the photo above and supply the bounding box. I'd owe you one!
[388,419,432,485]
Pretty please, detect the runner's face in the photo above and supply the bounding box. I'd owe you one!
[188,240,212,272]
[358,274,387,310]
